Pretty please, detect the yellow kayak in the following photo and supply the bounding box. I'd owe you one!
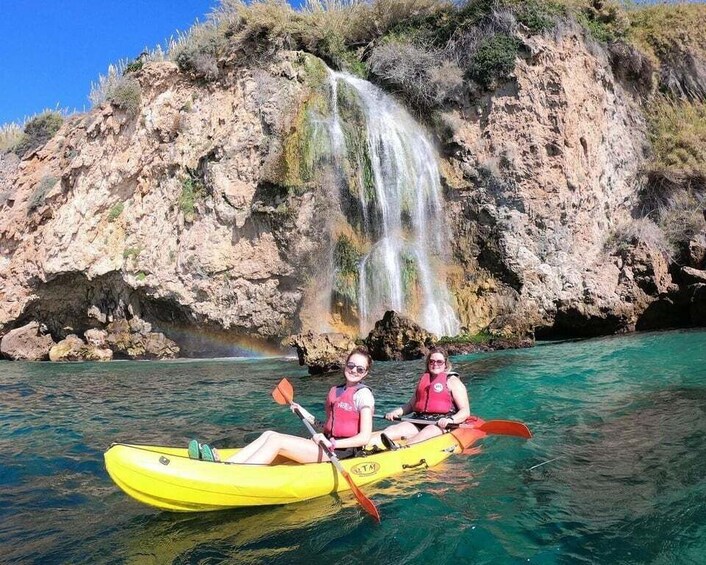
[104,426,486,512]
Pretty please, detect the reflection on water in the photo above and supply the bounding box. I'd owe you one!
[1,330,706,563]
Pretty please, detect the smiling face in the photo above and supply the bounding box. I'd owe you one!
[427,352,447,376]
[344,352,370,385]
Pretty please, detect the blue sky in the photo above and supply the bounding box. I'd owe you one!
[0,0,688,126]
[0,1,218,125]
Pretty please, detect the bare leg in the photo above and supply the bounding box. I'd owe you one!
[226,430,276,463]
[227,432,329,465]
[405,424,443,445]
[369,421,420,447]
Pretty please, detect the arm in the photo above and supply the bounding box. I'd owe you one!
[385,396,415,420]
[438,376,470,428]
[290,403,323,428]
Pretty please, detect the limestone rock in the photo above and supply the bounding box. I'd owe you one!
[105,319,179,359]
[687,234,706,269]
[286,331,356,375]
[682,267,706,285]
[84,328,108,347]
[0,321,55,361]
[363,311,435,361]
[49,334,113,361]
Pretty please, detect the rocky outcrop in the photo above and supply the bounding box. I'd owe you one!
[286,331,356,374]
[691,284,706,325]
[49,334,113,362]
[104,319,180,360]
[363,311,435,361]
[0,53,328,356]
[440,26,688,338]
[0,321,55,360]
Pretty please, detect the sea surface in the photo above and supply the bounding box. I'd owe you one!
[1,329,705,564]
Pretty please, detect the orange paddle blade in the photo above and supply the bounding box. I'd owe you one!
[478,420,532,439]
[272,378,294,405]
[341,469,381,523]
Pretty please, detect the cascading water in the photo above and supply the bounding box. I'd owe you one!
[318,70,460,336]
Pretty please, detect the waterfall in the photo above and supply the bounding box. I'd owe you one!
[323,71,460,337]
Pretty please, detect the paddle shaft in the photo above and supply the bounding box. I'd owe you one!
[374,414,532,438]
[374,413,468,428]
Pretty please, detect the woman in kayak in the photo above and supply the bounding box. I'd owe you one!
[194,348,375,464]
[378,347,470,446]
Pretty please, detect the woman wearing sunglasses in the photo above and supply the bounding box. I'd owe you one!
[193,348,374,464]
[379,347,470,446]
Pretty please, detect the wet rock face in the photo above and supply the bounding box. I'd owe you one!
[286,331,356,375]
[363,311,435,361]
[0,321,55,361]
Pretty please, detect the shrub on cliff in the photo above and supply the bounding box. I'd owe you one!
[466,32,521,89]
[9,111,64,158]
[369,41,464,109]
[90,62,142,115]
[171,22,227,80]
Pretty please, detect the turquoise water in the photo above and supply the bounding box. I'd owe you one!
[1,329,705,564]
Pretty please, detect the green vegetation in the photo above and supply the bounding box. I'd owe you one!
[108,78,142,115]
[136,271,147,281]
[107,202,125,222]
[467,33,521,89]
[627,3,706,67]
[123,246,142,259]
[8,111,64,158]
[172,22,226,80]
[336,82,375,203]
[574,0,628,42]
[400,252,419,302]
[437,330,493,345]
[179,176,205,219]
[332,234,361,305]
[28,176,59,211]
[124,59,144,74]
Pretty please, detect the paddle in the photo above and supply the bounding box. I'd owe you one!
[272,378,381,523]
[373,414,532,439]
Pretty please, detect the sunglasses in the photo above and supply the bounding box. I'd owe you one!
[345,363,368,375]
[429,359,446,366]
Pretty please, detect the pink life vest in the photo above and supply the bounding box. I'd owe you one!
[323,384,368,439]
[412,372,455,414]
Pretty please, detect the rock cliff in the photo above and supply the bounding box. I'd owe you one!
[1,8,704,358]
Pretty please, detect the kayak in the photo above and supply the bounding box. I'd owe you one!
[104,425,487,512]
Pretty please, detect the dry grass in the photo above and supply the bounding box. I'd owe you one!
[606,217,674,260]
[627,3,706,66]
[647,96,706,178]
[0,122,23,153]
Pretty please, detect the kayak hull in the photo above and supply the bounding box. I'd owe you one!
[104,426,486,512]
